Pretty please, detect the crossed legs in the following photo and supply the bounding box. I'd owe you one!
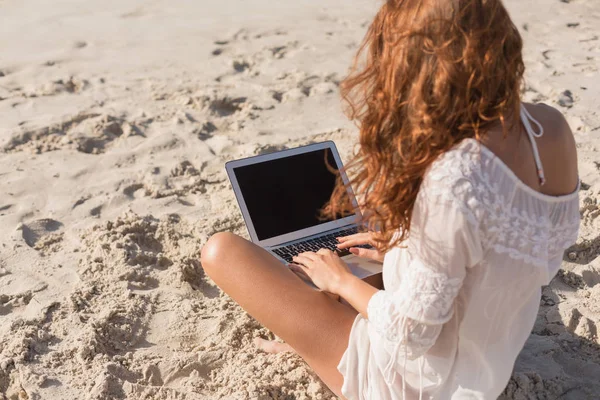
[200,232,358,397]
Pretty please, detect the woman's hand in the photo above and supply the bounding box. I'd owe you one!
[336,232,385,263]
[289,249,353,295]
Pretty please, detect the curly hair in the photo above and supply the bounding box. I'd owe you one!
[324,0,525,252]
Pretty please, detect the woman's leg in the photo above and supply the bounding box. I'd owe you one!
[200,232,358,397]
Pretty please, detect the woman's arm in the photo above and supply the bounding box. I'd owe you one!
[291,249,379,318]
[335,273,379,319]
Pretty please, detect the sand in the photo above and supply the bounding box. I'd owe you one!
[0,0,599,399]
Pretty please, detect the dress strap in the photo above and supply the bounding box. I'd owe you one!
[519,104,546,186]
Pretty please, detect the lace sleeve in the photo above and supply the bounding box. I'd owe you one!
[365,179,483,384]
[367,267,463,356]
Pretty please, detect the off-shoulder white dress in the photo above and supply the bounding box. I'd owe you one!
[337,107,580,399]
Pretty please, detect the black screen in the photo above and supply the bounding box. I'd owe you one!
[234,148,350,241]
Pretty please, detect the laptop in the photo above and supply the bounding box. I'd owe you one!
[225,141,383,281]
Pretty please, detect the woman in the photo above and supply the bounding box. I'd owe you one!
[201,0,581,398]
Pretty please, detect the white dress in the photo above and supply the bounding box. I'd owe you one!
[337,107,581,399]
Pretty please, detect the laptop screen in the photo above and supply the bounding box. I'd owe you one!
[232,148,351,241]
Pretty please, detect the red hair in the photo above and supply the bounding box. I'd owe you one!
[325,0,525,251]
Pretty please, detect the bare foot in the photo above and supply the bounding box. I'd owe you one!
[254,338,294,354]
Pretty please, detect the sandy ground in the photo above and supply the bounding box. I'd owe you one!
[0,0,599,399]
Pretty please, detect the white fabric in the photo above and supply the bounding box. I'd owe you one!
[337,136,580,399]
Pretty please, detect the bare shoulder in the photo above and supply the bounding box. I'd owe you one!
[525,103,571,138]
[523,102,579,191]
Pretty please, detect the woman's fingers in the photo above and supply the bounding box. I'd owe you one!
[336,233,373,249]
[292,254,314,267]
[336,239,364,249]
[337,238,374,249]
[337,232,370,242]
[349,247,384,262]
[316,248,335,256]
[296,251,319,261]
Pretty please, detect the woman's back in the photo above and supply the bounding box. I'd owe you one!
[337,104,580,399]
[481,102,578,197]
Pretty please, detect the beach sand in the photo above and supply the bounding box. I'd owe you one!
[0,0,599,398]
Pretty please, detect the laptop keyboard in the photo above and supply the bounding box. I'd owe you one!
[272,226,372,263]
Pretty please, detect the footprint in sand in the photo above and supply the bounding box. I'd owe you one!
[232,59,251,73]
[269,71,340,104]
[195,122,217,141]
[211,32,247,56]
[213,29,296,80]
[72,195,92,209]
[268,41,300,59]
[0,291,35,316]
[119,160,218,200]
[207,96,247,117]
[18,218,63,247]
[122,183,146,198]
[26,76,90,98]
[0,204,13,215]
[212,40,229,56]
[214,57,255,81]
[90,205,103,217]
[17,219,64,257]
[75,116,131,154]
[4,113,144,155]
